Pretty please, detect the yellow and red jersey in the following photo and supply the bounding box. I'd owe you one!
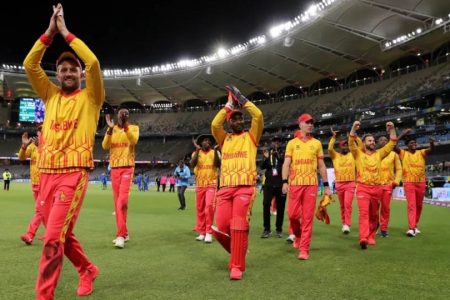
[211,101,263,187]
[193,149,218,187]
[399,149,427,183]
[328,136,355,182]
[18,143,40,185]
[102,125,139,168]
[349,135,397,185]
[379,151,402,185]
[23,35,104,173]
[285,135,324,186]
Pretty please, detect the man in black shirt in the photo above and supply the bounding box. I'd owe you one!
[260,136,286,238]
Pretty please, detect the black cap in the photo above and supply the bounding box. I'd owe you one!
[196,134,214,145]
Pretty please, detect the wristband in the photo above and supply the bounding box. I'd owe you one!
[65,33,76,43]
[323,181,329,187]
[282,179,288,184]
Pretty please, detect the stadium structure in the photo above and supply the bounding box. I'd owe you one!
[1,0,450,184]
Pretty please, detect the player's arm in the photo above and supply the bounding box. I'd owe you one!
[378,122,398,160]
[244,101,264,144]
[328,134,336,160]
[23,25,60,103]
[394,128,412,154]
[318,159,331,196]
[317,142,331,196]
[125,125,139,145]
[349,121,361,159]
[213,146,221,169]
[281,140,294,194]
[56,10,105,107]
[356,136,364,151]
[18,132,32,160]
[18,145,29,161]
[394,153,402,186]
[190,150,199,168]
[102,128,112,150]
[102,114,114,150]
[281,156,291,194]
[211,109,228,147]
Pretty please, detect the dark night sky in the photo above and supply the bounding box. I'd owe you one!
[0,0,309,69]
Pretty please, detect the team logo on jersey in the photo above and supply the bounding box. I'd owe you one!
[59,192,66,202]
[296,145,301,150]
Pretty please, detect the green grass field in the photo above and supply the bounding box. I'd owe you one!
[1,183,449,300]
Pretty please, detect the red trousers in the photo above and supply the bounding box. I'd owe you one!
[111,167,134,237]
[271,197,277,212]
[379,185,393,232]
[403,182,426,230]
[287,185,317,254]
[25,184,44,238]
[355,183,381,243]
[194,186,216,235]
[215,186,256,272]
[335,181,355,226]
[36,171,94,300]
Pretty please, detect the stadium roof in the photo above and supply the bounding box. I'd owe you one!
[2,0,450,106]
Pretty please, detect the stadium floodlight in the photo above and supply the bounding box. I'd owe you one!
[307,4,318,17]
[270,24,283,38]
[97,0,340,78]
[257,36,266,45]
[217,48,229,59]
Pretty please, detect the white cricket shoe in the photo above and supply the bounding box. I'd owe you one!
[342,225,350,234]
[112,235,130,244]
[286,234,295,243]
[204,233,213,243]
[115,236,125,248]
[406,229,416,237]
[414,228,421,234]
[195,234,205,241]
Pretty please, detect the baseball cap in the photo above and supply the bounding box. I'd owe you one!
[298,113,314,123]
[227,110,243,122]
[56,51,82,69]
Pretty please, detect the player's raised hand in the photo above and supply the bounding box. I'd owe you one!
[386,121,394,130]
[45,4,61,38]
[21,132,32,146]
[105,114,114,128]
[192,137,201,150]
[330,127,337,137]
[55,3,70,37]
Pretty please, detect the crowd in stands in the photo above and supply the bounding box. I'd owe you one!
[120,60,450,135]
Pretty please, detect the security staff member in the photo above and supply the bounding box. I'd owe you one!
[260,135,286,238]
